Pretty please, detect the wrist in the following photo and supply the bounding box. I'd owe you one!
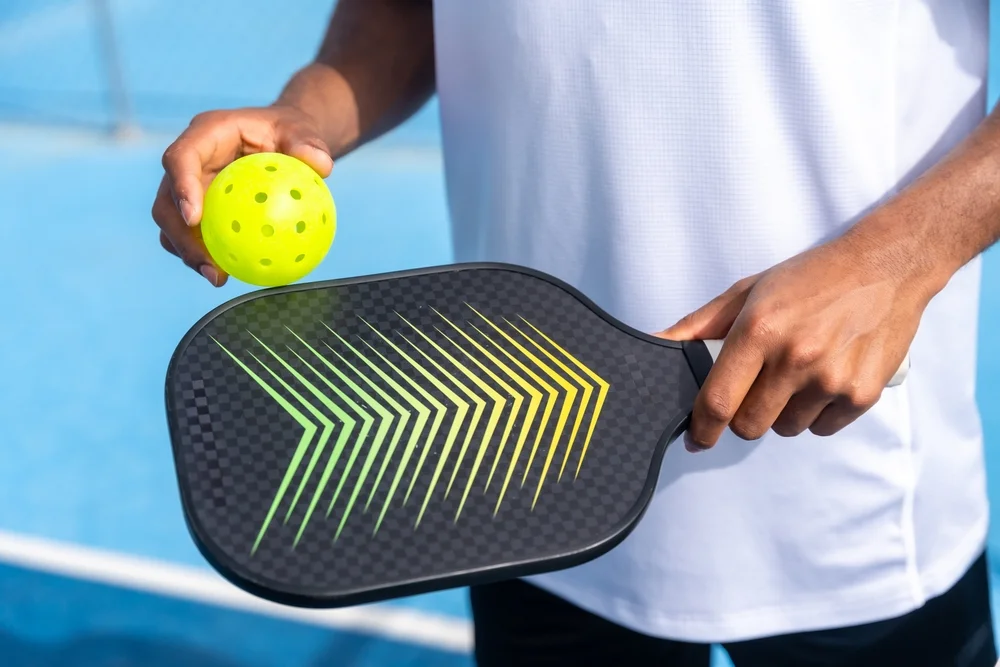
[274,63,361,158]
[842,207,955,307]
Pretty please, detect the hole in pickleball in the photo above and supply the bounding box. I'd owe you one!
[261,224,274,237]
[295,254,305,263]
[229,253,238,262]
[296,221,306,233]
[322,213,327,225]
[314,178,321,186]
[289,189,301,200]
[265,165,277,172]
[224,184,233,194]
[255,192,268,203]
[260,258,272,266]
[231,220,241,232]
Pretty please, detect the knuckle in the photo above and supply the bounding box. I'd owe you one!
[741,309,778,344]
[150,195,165,222]
[150,192,174,224]
[772,421,804,438]
[190,109,223,126]
[845,386,880,411]
[785,341,823,369]
[160,143,185,171]
[731,276,755,293]
[809,421,839,437]
[816,368,848,396]
[699,391,736,423]
[729,417,764,441]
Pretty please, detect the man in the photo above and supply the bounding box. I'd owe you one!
[152,1,998,665]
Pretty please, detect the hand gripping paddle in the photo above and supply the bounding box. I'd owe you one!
[165,263,909,608]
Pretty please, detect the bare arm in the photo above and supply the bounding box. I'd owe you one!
[848,105,1000,299]
[277,0,436,158]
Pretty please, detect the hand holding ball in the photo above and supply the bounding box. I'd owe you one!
[201,153,336,287]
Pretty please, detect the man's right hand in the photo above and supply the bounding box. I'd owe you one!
[152,105,333,287]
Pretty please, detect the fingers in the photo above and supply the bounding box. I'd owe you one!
[769,388,833,438]
[685,334,885,452]
[162,147,204,227]
[727,367,799,441]
[684,330,766,451]
[807,388,881,437]
[151,177,227,286]
[159,230,178,257]
[160,113,242,227]
[156,117,233,286]
[658,276,756,341]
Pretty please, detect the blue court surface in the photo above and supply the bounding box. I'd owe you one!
[0,2,998,666]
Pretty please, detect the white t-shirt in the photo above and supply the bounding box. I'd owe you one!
[432,0,990,643]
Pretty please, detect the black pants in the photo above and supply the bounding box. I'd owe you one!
[470,552,996,667]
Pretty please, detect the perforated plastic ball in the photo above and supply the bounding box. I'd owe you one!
[201,152,336,287]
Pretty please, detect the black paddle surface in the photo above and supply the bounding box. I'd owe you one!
[165,263,725,607]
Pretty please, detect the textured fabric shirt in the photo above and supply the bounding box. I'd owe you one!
[433,0,989,642]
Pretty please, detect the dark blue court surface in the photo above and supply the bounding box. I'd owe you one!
[0,2,998,666]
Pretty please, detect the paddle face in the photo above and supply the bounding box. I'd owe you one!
[166,263,700,607]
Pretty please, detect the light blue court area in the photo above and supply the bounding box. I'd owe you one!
[1,2,999,666]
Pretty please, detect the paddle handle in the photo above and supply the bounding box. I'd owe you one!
[700,340,910,388]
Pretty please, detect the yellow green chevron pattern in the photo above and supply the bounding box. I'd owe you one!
[212,306,611,553]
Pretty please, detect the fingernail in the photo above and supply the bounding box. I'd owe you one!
[179,199,195,226]
[200,264,219,286]
[684,431,706,453]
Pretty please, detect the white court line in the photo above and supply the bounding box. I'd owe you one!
[0,530,473,654]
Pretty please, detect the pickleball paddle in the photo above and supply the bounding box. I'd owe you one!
[165,263,909,608]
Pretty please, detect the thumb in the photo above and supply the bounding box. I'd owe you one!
[657,282,753,341]
[278,130,334,178]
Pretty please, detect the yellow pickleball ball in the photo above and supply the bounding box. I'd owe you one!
[201,152,336,287]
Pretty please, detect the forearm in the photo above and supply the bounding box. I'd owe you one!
[275,0,435,159]
[847,105,1000,302]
